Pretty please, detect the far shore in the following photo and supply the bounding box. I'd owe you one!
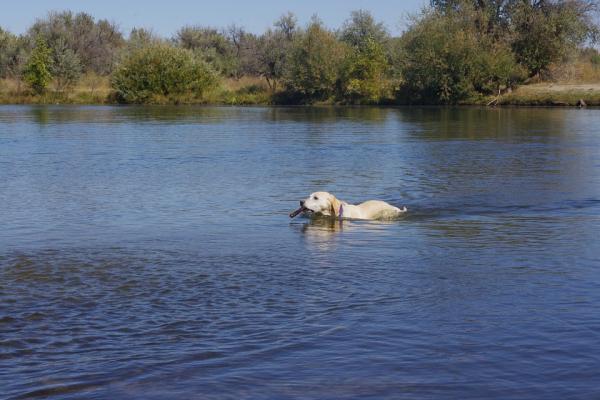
[2,77,600,107]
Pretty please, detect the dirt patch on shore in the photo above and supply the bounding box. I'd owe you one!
[517,83,600,93]
[497,82,600,106]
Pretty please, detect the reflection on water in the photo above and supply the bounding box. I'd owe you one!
[1,105,600,399]
[295,217,346,251]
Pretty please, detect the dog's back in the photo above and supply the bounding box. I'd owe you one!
[357,200,407,220]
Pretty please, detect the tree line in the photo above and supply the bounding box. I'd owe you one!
[0,0,598,104]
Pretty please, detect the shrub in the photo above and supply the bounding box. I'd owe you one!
[284,19,347,103]
[51,38,82,91]
[0,28,24,79]
[341,37,389,103]
[22,36,53,94]
[472,41,526,94]
[511,1,597,77]
[28,11,124,75]
[591,53,600,68]
[399,8,525,104]
[175,26,238,76]
[338,11,391,103]
[112,44,218,103]
[399,10,481,103]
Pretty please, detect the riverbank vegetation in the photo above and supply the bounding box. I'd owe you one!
[1,1,599,106]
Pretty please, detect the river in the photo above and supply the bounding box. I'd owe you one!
[1,106,599,399]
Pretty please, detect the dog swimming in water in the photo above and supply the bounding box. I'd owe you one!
[290,191,407,220]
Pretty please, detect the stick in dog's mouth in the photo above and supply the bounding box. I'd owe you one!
[289,206,308,218]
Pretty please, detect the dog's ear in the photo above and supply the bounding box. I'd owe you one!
[329,195,341,217]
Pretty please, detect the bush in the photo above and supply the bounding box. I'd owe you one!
[399,8,525,104]
[175,26,238,77]
[28,11,124,75]
[338,11,391,103]
[284,20,347,103]
[112,44,218,103]
[341,37,389,103]
[0,28,24,79]
[471,42,526,94]
[22,36,53,94]
[511,1,597,77]
[51,38,82,91]
[591,53,600,68]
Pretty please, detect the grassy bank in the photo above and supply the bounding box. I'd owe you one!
[3,75,600,107]
[0,74,113,104]
[0,75,273,105]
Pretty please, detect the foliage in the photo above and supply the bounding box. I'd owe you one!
[341,37,389,103]
[274,12,298,40]
[430,1,599,77]
[339,10,389,49]
[253,14,298,91]
[472,41,526,93]
[338,10,391,103]
[0,28,22,78]
[285,19,348,102]
[510,1,598,77]
[51,38,82,91]
[592,53,600,68]
[400,7,527,104]
[22,36,52,94]
[1,6,599,104]
[400,10,478,103]
[430,0,513,34]
[28,11,124,75]
[226,24,257,78]
[128,28,163,50]
[111,44,218,103]
[175,26,239,76]
[256,30,288,91]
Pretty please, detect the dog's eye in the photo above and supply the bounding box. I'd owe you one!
[313,196,318,200]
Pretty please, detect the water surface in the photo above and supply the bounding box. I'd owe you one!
[1,106,599,399]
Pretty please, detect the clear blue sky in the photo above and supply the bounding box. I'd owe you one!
[1,0,426,37]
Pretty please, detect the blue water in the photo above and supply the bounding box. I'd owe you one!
[1,106,599,399]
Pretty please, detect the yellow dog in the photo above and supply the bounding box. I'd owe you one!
[290,191,407,220]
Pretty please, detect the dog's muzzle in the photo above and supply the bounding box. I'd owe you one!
[289,200,309,218]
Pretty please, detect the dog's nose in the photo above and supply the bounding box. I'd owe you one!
[300,200,305,206]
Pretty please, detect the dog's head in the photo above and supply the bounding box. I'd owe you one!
[300,192,342,217]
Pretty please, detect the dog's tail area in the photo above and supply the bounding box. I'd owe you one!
[374,206,407,220]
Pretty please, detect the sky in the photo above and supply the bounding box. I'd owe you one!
[1,0,427,37]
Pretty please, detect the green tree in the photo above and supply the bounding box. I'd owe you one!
[111,44,218,103]
[127,28,162,50]
[472,41,526,93]
[511,1,598,77]
[339,11,391,103]
[0,28,16,77]
[51,38,82,91]
[175,26,238,76]
[22,36,52,94]
[0,28,28,80]
[339,10,389,49]
[255,13,298,91]
[430,1,600,77]
[285,18,348,102]
[274,12,297,40]
[341,37,388,103]
[28,11,123,75]
[399,7,524,103]
[430,0,512,34]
